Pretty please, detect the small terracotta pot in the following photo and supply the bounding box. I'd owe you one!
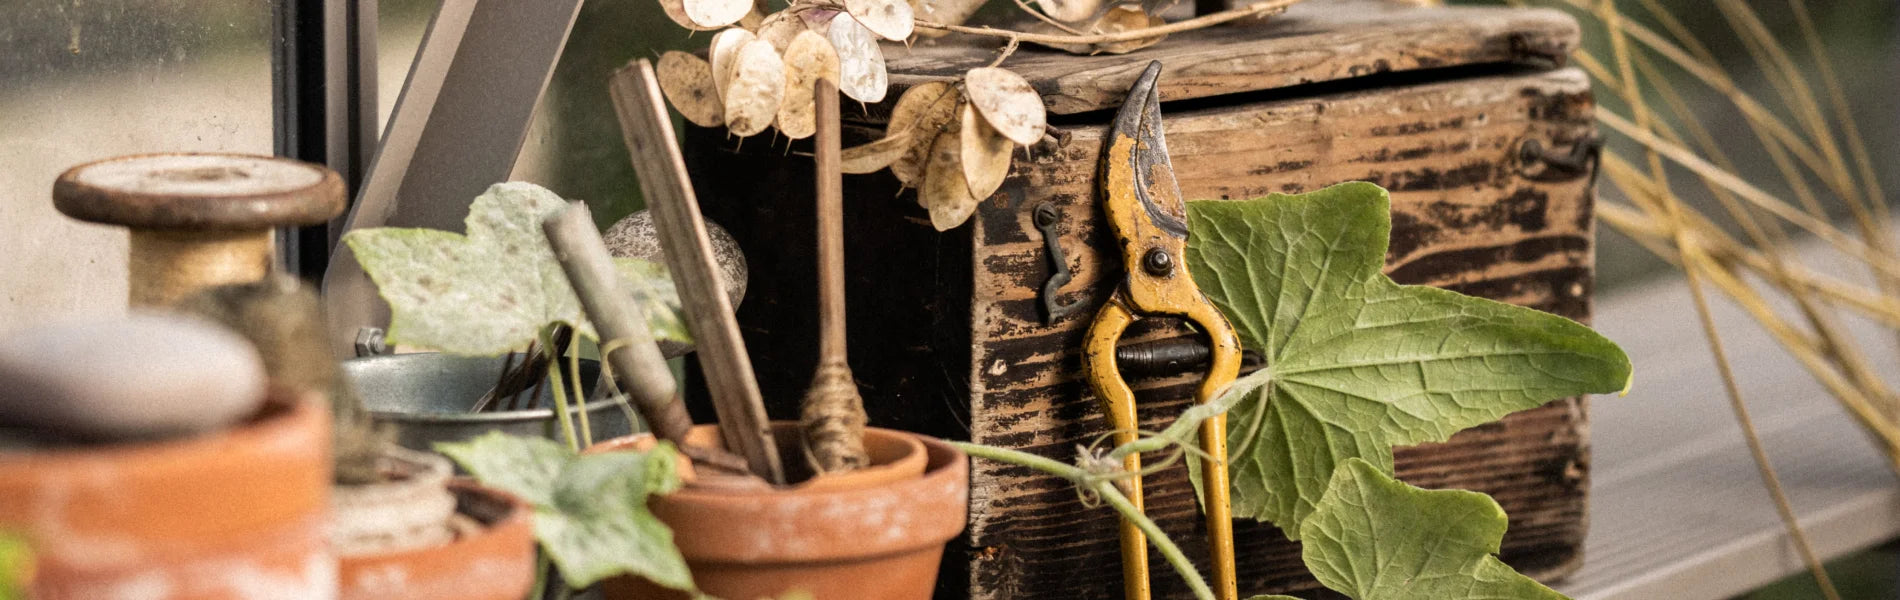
[590,422,969,600]
[0,390,332,600]
[336,479,536,600]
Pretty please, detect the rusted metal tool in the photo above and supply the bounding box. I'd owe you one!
[1084,60,1243,600]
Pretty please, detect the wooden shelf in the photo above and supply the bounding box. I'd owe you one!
[1556,253,1900,599]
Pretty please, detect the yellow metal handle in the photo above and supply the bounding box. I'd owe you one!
[1085,297,1149,600]
[1086,294,1244,600]
[1187,300,1243,600]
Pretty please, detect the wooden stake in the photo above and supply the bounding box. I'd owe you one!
[609,60,785,484]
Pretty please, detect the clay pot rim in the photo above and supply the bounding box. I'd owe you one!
[644,432,969,564]
[589,424,942,497]
[343,478,534,561]
[0,387,316,471]
[337,478,539,600]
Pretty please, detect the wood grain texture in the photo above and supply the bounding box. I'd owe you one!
[688,65,1598,598]
[961,67,1598,599]
[611,61,787,484]
[879,0,1577,115]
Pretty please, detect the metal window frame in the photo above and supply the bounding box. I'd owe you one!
[272,0,378,279]
[271,0,584,354]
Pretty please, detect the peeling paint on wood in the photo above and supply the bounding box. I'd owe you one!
[685,8,1598,596]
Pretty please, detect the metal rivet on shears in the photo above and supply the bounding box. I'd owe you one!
[1142,248,1173,277]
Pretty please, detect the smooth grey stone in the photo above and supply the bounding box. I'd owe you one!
[603,210,749,358]
[0,314,267,442]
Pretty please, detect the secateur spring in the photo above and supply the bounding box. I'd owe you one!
[1116,338,1264,376]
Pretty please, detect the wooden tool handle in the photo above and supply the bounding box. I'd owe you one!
[816,79,846,361]
[542,201,696,444]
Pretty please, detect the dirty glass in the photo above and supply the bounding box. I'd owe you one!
[0,0,273,328]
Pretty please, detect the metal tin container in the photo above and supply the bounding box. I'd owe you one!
[343,353,639,451]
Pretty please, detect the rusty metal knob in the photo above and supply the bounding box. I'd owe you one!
[53,153,345,307]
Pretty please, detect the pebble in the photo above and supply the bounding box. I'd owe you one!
[0,314,268,442]
[603,210,750,357]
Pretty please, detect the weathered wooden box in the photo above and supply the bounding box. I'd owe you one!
[683,2,1598,597]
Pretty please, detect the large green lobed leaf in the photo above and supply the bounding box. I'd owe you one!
[436,432,693,591]
[1185,182,1631,538]
[344,182,690,355]
[1300,458,1567,600]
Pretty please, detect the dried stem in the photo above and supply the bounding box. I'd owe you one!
[1010,0,1087,35]
[1597,110,1900,283]
[915,0,1301,45]
[1596,1,1840,596]
[952,441,1217,600]
[987,37,1022,68]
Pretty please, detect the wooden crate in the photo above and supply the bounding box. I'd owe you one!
[682,2,1598,597]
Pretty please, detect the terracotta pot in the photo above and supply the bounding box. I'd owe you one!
[0,390,333,600]
[591,422,969,600]
[336,479,535,600]
[331,447,460,557]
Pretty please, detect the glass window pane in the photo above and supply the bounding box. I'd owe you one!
[0,0,273,328]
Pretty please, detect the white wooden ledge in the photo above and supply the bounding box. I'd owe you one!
[1556,246,1900,599]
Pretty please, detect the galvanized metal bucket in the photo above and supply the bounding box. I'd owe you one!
[342,353,640,451]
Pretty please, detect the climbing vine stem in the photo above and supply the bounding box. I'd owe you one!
[913,0,1301,46]
[951,442,1218,600]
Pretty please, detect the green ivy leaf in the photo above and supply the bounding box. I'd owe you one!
[1300,458,1568,599]
[344,182,690,355]
[1185,182,1631,538]
[437,432,693,591]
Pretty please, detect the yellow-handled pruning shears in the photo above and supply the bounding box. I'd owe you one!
[1085,61,1243,600]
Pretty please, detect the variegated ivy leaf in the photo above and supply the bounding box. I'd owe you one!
[1185,182,1631,539]
[1299,458,1569,600]
[343,182,690,356]
[436,432,692,591]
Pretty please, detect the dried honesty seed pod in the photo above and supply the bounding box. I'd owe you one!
[776,31,842,140]
[1029,5,1166,54]
[960,102,1013,201]
[887,81,960,186]
[658,0,712,30]
[709,28,758,103]
[908,0,987,38]
[757,11,808,51]
[965,67,1047,146]
[846,0,914,41]
[684,0,752,28]
[737,7,767,30]
[657,51,725,128]
[723,40,786,137]
[922,127,979,230]
[827,14,889,103]
[1034,0,1101,23]
[840,130,913,174]
[1090,6,1167,54]
[800,8,840,35]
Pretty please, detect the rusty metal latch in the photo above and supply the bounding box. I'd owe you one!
[1034,201,1082,324]
[1518,134,1603,176]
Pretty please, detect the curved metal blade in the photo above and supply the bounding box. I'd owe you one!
[1107,61,1187,239]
